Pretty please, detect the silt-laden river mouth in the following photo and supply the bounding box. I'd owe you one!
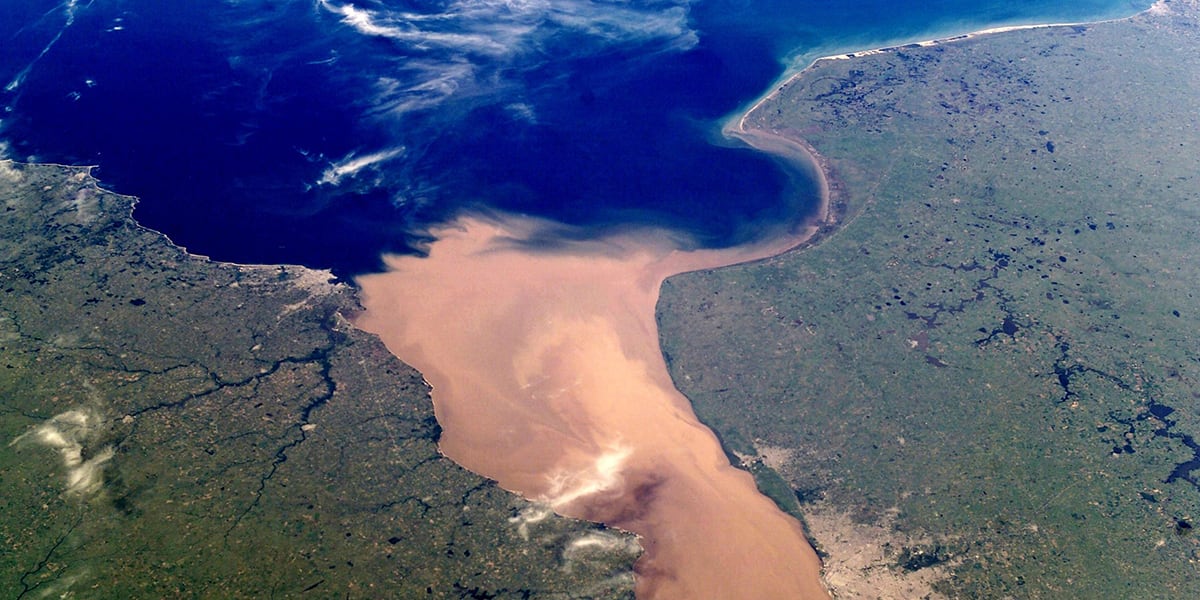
[354,211,828,599]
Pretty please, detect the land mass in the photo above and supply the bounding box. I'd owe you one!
[660,0,1200,597]
[0,161,637,598]
[4,1,1197,597]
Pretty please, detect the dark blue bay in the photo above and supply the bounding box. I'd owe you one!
[1,0,1151,276]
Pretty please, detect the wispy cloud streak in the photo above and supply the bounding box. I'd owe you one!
[5,0,91,93]
[314,0,697,118]
[319,146,406,185]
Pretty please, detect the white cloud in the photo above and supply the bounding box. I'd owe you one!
[10,408,115,497]
[315,0,698,117]
[541,442,632,509]
[319,146,406,186]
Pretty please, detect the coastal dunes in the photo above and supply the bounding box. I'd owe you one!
[354,176,829,597]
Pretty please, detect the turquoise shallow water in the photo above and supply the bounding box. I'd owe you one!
[0,0,1152,275]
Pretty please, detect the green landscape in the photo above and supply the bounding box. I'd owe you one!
[660,1,1200,597]
[0,162,636,598]
[3,0,1199,598]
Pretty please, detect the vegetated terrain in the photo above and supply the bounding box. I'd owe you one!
[0,161,637,599]
[660,2,1200,597]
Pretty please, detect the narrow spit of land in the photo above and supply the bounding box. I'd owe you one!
[355,129,830,599]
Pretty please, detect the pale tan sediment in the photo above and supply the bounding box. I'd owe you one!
[351,89,833,597]
[354,206,829,598]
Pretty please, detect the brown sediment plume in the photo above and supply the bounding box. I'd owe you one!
[354,126,831,598]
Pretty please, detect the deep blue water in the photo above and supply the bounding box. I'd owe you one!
[1,0,1151,276]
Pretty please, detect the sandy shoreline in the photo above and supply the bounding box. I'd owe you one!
[723,120,838,252]
[730,0,1166,147]
[719,0,1167,269]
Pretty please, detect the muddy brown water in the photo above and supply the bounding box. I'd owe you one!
[354,209,829,598]
[354,114,831,600]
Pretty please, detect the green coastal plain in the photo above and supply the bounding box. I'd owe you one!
[0,162,637,598]
[660,0,1200,597]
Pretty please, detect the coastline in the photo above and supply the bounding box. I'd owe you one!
[721,122,840,256]
[0,160,345,286]
[0,159,643,597]
[737,0,1165,124]
[683,0,1182,595]
[722,0,1166,261]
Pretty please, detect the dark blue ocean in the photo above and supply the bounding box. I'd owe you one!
[1,0,1151,276]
